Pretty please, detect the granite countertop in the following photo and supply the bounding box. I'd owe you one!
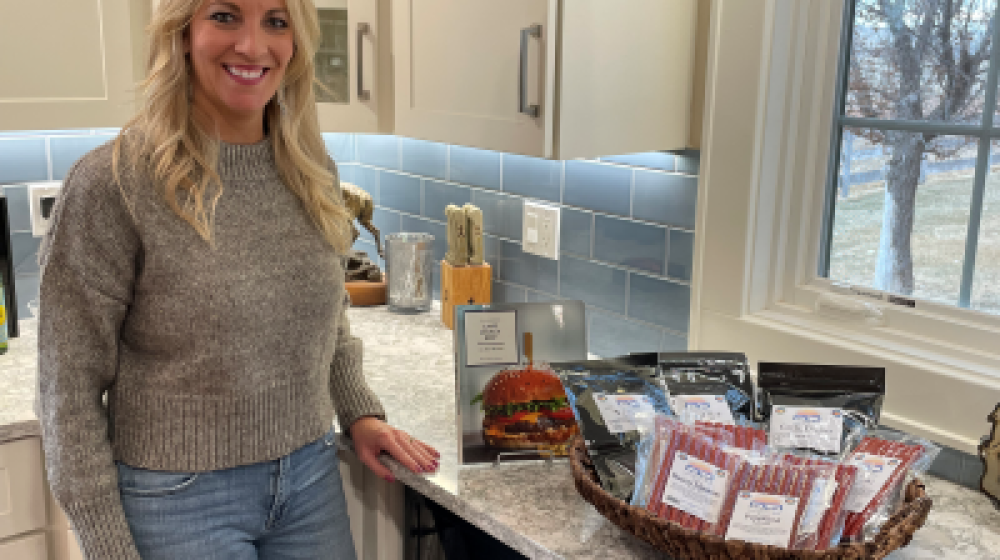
[4,309,1000,559]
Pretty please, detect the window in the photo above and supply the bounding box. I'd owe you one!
[823,0,999,314]
[693,0,1000,454]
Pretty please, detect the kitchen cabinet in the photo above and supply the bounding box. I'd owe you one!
[392,0,701,159]
[0,0,150,131]
[0,438,48,559]
[314,0,394,133]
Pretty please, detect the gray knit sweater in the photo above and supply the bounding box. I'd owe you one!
[36,137,386,560]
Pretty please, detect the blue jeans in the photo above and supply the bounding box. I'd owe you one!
[116,429,357,560]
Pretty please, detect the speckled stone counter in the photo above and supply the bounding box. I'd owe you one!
[0,318,41,444]
[4,308,1000,559]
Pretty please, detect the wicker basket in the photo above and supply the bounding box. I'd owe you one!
[568,436,932,560]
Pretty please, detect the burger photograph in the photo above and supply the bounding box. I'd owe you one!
[471,361,579,454]
[454,301,587,465]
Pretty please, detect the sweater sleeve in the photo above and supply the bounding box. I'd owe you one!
[325,159,387,432]
[37,152,143,560]
[328,296,387,431]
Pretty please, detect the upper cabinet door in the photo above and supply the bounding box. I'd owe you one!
[392,0,699,159]
[392,0,556,157]
[315,0,392,133]
[0,0,147,131]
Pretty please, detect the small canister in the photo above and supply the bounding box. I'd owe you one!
[384,232,434,313]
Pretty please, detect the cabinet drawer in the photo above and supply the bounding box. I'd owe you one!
[50,529,84,560]
[0,531,48,560]
[0,438,47,541]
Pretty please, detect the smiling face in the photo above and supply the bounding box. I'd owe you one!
[186,0,295,143]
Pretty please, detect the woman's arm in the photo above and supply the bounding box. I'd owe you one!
[37,147,143,560]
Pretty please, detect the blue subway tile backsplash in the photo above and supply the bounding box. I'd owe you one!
[0,137,48,184]
[593,214,666,275]
[559,206,592,258]
[423,180,471,223]
[502,153,561,203]
[632,169,698,229]
[0,130,698,361]
[471,189,522,241]
[322,133,356,163]
[559,254,629,315]
[450,145,502,191]
[628,274,690,334]
[667,229,695,282]
[400,137,448,181]
[589,308,665,358]
[377,171,421,215]
[357,135,400,169]
[50,134,115,180]
[563,160,632,217]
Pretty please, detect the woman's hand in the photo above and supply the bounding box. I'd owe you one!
[349,416,440,482]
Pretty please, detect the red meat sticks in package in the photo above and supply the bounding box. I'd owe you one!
[840,434,939,542]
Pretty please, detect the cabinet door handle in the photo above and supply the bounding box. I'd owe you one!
[519,24,542,118]
[357,22,371,101]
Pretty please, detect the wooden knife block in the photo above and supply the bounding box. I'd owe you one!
[441,261,492,329]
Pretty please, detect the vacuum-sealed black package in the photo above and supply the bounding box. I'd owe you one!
[664,378,753,426]
[552,360,672,501]
[624,351,753,402]
[619,352,754,425]
[757,362,886,457]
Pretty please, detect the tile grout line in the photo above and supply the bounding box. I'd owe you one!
[45,136,53,181]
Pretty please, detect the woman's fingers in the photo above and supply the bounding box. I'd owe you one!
[391,432,438,474]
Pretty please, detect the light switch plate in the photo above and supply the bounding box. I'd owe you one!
[522,200,560,260]
[28,182,61,237]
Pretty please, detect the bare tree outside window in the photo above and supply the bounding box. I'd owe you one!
[826,0,999,311]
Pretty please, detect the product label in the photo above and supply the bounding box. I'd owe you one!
[798,478,838,535]
[843,453,902,513]
[593,393,657,434]
[725,492,800,548]
[464,311,518,367]
[670,395,736,425]
[661,452,730,524]
[769,406,845,453]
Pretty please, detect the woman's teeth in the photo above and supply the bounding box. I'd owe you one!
[226,66,265,79]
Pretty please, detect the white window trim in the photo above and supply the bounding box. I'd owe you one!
[692,0,1000,455]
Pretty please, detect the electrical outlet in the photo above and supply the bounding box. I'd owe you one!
[522,200,560,260]
[28,182,61,237]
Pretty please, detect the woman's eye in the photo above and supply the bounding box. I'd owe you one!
[267,17,289,30]
[209,12,237,24]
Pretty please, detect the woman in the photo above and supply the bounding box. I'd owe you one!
[36,1,438,558]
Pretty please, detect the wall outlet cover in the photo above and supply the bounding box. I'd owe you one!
[522,200,560,260]
[28,182,61,238]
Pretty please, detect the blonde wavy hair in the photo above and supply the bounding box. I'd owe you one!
[113,0,352,253]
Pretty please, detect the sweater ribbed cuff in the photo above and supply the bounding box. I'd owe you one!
[64,494,141,560]
[330,338,386,432]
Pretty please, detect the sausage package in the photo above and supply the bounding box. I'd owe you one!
[758,362,885,457]
[552,360,672,501]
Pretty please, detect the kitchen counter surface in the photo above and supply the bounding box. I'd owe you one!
[4,308,1000,559]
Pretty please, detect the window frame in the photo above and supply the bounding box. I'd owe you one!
[820,0,1000,312]
[691,0,1000,454]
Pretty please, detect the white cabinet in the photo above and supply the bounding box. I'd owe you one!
[392,0,700,159]
[0,0,150,131]
[338,448,405,559]
[314,0,394,133]
[0,438,48,560]
[0,438,47,541]
[0,532,48,560]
